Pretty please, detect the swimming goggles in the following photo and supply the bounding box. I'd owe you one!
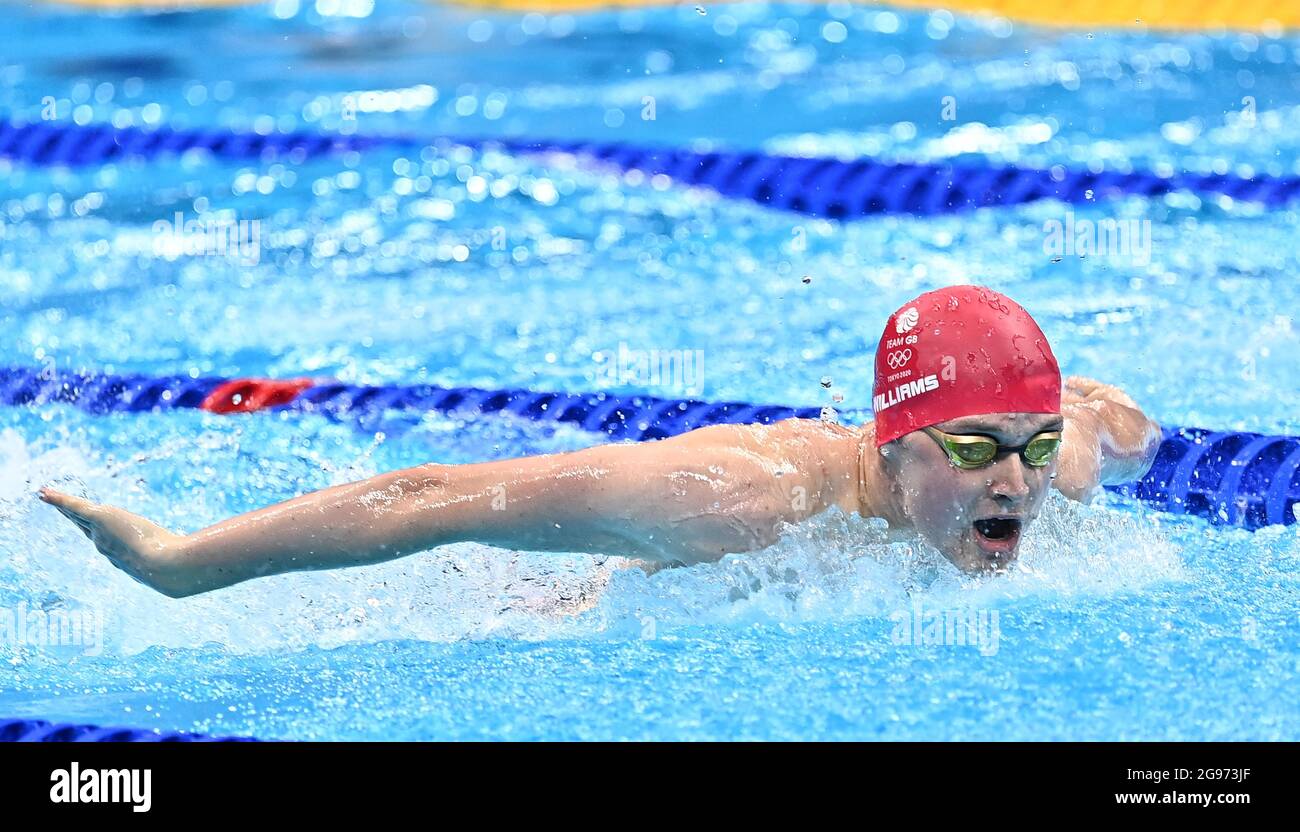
[921,426,1063,470]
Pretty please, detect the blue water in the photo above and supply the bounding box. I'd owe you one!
[1,2,1298,740]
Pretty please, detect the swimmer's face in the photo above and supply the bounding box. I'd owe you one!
[882,413,1063,574]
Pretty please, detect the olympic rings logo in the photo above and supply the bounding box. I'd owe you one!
[887,349,913,369]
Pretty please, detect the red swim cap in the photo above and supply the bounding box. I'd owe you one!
[872,286,1061,447]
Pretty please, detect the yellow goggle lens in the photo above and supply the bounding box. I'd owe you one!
[947,440,998,467]
[1023,436,1062,466]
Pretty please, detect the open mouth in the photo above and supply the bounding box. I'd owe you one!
[972,517,1022,556]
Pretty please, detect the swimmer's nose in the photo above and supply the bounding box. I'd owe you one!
[987,454,1031,504]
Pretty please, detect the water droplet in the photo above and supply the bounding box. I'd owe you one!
[832,392,844,403]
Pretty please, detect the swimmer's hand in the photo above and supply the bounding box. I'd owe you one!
[38,487,195,598]
[1056,375,1162,501]
[1061,375,1141,410]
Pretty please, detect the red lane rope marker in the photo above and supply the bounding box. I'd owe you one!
[200,378,316,414]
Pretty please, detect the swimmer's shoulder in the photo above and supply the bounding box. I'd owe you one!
[712,417,865,495]
[634,418,864,502]
[666,417,864,466]
[736,416,865,455]
[674,415,861,446]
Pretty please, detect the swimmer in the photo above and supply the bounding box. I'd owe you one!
[39,286,1162,598]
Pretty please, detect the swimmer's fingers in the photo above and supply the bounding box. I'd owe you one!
[1061,375,1105,402]
[39,489,196,596]
[40,489,104,536]
[1063,375,1140,410]
[38,487,105,521]
[40,489,125,560]
[40,487,174,567]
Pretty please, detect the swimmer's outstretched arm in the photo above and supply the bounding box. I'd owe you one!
[39,421,860,598]
[1055,375,1162,501]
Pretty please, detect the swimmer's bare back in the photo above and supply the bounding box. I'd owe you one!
[39,376,1159,598]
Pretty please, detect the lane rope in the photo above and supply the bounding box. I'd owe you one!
[0,717,260,742]
[4,120,1299,216]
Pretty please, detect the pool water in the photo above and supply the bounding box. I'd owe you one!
[1,2,1299,740]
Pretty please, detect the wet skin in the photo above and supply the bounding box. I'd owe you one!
[38,376,1161,596]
